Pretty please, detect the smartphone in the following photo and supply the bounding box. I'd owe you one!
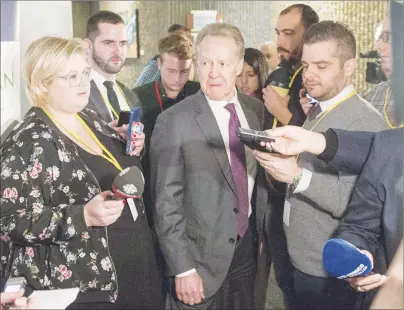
[3,277,26,293]
[306,93,318,105]
[235,127,275,152]
[125,107,143,155]
[118,111,131,127]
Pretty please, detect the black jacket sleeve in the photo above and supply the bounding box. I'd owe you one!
[324,129,376,174]
[334,133,385,255]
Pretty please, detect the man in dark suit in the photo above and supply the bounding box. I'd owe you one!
[84,11,144,155]
[150,23,271,309]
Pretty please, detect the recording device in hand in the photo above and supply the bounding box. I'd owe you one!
[322,238,372,279]
[118,111,131,127]
[107,166,145,222]
[305,93,318,105]
[236,127,276,152]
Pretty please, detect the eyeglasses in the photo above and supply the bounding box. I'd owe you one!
[377,31,392,44]
[55,67,92,87]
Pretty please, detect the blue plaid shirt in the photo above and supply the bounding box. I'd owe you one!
[135,55,161,87]
[364,80,400,127]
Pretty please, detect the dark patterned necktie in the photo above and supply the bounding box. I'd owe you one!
[225,103,249,237]
[103,81,121,119]
[308,103,323,121]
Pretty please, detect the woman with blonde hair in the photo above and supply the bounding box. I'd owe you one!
[0,36,163,309]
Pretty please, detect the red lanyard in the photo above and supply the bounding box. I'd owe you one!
[154,81,164,112]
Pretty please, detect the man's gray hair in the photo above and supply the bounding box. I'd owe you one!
[195,23,245,59]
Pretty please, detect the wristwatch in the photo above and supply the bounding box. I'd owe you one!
[290,171,303,192]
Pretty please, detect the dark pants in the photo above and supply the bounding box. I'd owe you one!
[166,225,257,310]
[293,268,360,310]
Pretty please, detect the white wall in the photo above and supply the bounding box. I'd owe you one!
[19,1,73,115]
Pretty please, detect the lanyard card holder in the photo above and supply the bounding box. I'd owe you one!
[127,197,146,222]
[125,107,143,155]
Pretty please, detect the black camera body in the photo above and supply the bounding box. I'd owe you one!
[360,50,387,84]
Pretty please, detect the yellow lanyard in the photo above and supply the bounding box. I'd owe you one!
[383,86,403,128]
[43,108,123,171]
[272,65,304,129]
[296,90,356,161]
[99,82,130,119]
[309,90,356,132]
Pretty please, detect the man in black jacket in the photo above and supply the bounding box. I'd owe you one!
[263,4,319,128]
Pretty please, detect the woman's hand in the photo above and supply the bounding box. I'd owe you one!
[128,130,145,156]
[110,120,145,156]
[84,191,125,227]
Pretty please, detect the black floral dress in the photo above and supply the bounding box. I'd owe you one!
[0,108,163,308]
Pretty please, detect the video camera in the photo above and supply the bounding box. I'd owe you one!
[360,50,387,84]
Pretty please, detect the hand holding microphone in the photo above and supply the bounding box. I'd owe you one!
[322,238,387,292]
[110,166,146,222]
[323,238,373,279]
[84,191,125,227]
[84,167,145,227]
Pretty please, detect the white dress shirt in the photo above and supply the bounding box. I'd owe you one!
[91,70,129,120]
[294,84,356,193]
[177,90,257,278]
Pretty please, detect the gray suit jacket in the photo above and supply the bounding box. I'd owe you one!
[87,80,141,122]
[149,90,270,300]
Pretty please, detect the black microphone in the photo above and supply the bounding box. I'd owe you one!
[111,166,145,199]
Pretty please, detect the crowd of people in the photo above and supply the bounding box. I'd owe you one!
[1,2,402,310]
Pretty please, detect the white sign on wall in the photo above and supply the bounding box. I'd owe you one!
[190,10,217,31]
[1,41,20,135]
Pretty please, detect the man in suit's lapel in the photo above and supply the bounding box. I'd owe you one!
[193,90,263,197]
[88,80,111,121]
[194,90,237,195]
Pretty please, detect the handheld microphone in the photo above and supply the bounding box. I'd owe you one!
[111,166,145,199]
[322,238,372,279]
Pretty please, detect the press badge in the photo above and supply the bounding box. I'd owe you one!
[127,198,138,222]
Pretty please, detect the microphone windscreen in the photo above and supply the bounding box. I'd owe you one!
[322,238,372,279]
[112,166,145,198]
